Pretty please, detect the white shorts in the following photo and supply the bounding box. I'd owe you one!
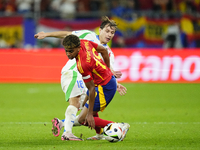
[61,70,86,102]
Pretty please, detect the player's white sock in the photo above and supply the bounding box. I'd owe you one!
[64,105,78,133]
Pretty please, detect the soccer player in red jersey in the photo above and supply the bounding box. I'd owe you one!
[61,34,130,141]
[35,16,128,141]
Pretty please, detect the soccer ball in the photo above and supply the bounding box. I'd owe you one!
[103,123,123,142]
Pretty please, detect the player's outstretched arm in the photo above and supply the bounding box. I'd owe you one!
[34,31,72,39]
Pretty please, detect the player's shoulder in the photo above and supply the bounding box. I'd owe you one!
[72,30,95,35]
[80,39,91,43]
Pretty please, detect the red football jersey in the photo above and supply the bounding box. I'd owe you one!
[76,40,113,86]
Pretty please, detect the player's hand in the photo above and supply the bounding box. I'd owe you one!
[113,71,122,78]
[34,31,46,39]
[117,83,127,96]
[85,113,95,130]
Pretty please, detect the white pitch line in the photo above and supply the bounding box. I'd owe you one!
[131,122,200,124]
[0,122,200,125]
[0,122,50,125]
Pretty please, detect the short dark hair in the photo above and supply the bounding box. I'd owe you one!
[62,34,80,49]
[100,16,118,31]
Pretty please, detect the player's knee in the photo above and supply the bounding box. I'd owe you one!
[78,116,85,124]
[65,105,77,116]
[68,97,81,108]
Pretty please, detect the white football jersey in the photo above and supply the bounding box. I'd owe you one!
[61,30,114,74]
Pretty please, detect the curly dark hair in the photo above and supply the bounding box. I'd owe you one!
[100,16,118,31]
[62,34,80,49]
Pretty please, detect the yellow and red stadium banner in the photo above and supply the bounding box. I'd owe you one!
[0,17,23,47]
[112,15,200,47]
[144,17,180,44]
[0,49,200,83]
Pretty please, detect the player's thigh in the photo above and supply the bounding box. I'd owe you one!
[61,71,86,102]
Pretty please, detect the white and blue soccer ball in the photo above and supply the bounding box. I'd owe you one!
[103,123,123,142]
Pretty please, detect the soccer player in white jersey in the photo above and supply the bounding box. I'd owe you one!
[34,16,128,141]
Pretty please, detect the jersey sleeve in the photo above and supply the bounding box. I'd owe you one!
[72,30,96,41]
[72,30,90,37]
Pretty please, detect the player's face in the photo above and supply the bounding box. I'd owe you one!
[99,24,115,44]
[64,47,80,59]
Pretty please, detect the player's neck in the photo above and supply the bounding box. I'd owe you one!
[99,38,106,45]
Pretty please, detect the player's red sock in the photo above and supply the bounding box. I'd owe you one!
[94,117,113,134]
[95,126,102,134]
[93,117,113,128]
[80,115,113,134]
[80,117,113,128]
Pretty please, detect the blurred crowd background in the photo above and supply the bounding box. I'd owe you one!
[0,0,200,49]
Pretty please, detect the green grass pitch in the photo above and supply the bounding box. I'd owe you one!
[0,83,200,150]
